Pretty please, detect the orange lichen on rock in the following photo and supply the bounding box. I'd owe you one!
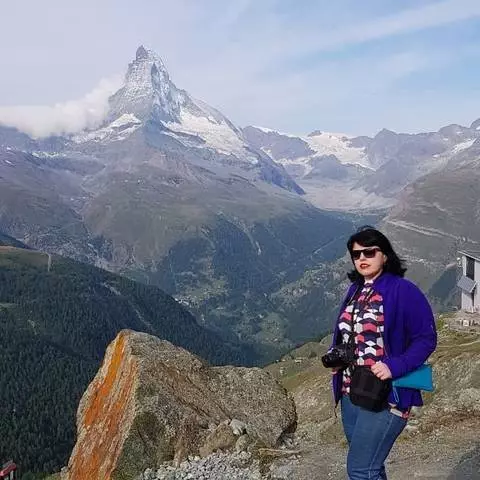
[64,330,297,480]
[66,330,137,480]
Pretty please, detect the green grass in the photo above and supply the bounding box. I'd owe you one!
[281,364,324,391]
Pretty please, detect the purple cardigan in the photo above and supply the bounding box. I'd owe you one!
[331,272,437,409]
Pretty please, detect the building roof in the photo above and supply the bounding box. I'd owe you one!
[457,275,477,294]
[458,250,480,262]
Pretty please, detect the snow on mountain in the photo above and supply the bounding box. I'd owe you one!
[242,125,372,173]
[450,138,476,154]
[248,125,299,137]
[304,131,370,168]
[165,110,256,160]
[72,113,142,143]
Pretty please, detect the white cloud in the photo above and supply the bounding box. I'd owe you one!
[0,76,122,138]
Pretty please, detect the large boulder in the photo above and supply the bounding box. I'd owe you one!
[63,329,296,480]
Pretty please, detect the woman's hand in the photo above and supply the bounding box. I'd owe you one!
[371,361,392,380]
[331,367,341,375]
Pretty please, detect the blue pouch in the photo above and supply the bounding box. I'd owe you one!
[392,363,434,391]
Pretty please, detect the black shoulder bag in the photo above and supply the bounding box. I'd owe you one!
[348,286,392,412]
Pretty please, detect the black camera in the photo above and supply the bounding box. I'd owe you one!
[321,343,356,369]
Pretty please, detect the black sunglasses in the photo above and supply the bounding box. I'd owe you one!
[351,247,382,260]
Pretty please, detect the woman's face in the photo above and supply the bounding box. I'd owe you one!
[351,242,387,281]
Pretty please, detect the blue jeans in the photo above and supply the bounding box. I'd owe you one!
[341,395,407,480]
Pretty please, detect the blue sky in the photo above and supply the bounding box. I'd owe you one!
[1,0,480,136]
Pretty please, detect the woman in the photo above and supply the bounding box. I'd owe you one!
[328,226,437,480]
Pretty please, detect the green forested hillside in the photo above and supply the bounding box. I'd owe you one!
[0,247,254,478]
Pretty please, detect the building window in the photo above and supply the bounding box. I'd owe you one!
[467,256,475,280]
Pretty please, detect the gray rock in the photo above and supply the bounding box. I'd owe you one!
[147,451,263,480]
[235,434,252,453]
[66,330,296,479]
[230,418,247,436]
[199,422,237,457]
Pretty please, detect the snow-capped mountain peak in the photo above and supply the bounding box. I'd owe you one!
[66,46,303,194]
[101,46,264,162]
[107,45,183,123]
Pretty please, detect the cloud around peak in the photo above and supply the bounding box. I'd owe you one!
[0,76,122,138]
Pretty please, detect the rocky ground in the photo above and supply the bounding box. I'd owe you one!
[138,314,480,479]
[141,451,263,480]
[271,416,480,479]
[269,314,480,479]
[139,417,480,480]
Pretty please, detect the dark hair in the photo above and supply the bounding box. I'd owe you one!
[346,225,406,282]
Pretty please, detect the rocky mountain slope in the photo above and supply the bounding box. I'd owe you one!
[244,120,480,311]
[0,47,355,358]
[378,136,480,298]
